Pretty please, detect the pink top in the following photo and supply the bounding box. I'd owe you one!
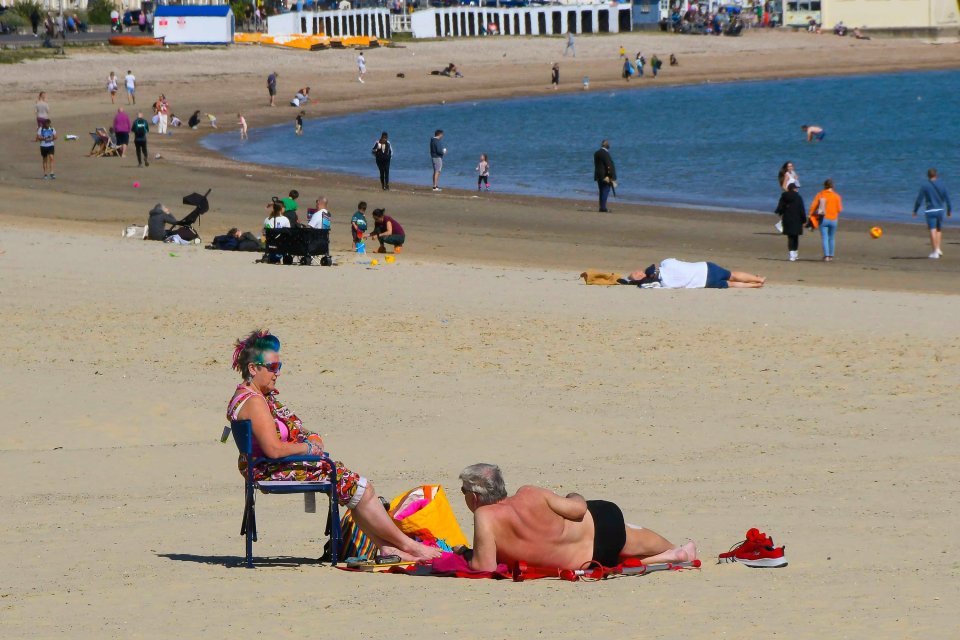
[113,111,131,133]
[227,384,296,457]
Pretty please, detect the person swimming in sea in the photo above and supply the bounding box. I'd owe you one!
[801,124,825,143]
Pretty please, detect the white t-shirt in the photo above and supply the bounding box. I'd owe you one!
[357,55,366,72]
[658,259,708,289]
[307,208,330,230]
[125,74,136,91]
[264,215,290,230]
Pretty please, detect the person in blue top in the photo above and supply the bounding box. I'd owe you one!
[912,168,952,259]
[36,118,57,180]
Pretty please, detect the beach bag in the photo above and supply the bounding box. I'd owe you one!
[389,484,469,550]
[338,509,379,561]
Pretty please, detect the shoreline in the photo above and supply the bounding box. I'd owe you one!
[0,31,957,294]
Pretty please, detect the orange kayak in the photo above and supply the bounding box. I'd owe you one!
[109,36,164,47]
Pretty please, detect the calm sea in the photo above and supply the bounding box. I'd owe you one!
[202,70,959,222]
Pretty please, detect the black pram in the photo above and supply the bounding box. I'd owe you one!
[264,227,331,266]
[168,189,211,243]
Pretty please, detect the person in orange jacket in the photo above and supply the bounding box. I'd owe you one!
[809,179,843,262]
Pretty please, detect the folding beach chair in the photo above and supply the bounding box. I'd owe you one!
[229,419,342,568]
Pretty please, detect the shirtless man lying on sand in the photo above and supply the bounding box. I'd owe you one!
[456,463,697,571]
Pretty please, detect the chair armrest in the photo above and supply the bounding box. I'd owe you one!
[252,453,334,466]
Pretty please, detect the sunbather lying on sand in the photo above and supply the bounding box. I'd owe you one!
[628,258,766,289]
[456,463,696,571]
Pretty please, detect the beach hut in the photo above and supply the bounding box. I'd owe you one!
[154,6,235,45]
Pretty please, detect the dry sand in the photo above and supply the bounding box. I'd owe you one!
[1,31,959,639]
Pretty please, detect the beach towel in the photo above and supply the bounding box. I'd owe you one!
[338,552,699,581]
[580,270,623,285]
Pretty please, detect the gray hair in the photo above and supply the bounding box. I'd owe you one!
[459,463,507,505]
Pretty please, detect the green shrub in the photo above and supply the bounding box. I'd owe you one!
[86,0,114,25]
[2,12,27,32]
[11,0,42,21]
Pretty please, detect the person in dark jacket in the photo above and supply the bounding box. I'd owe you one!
[430,130,445,191]
[372,131,393,190]
[593,140,617,213]
[147,203,177,241]
[775,183,807,261]
[131,111,150,167]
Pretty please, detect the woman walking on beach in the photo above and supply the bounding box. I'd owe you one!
[775,183,806,261]
[371,131,393,190]
[775,161,800,232]
[809,179,843,262]
[34,92,50,128]
[106,72,118,104]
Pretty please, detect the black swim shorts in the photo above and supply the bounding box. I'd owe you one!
[587,500,627,567]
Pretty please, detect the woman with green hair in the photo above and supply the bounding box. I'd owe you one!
[227,329,441,562]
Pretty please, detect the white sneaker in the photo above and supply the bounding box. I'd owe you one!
[432,187,441,192]
[928,252,940,259]
[774,221,783,233]
[788,251,797,261]
[936,248,943,256]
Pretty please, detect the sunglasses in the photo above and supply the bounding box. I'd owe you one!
[460,487,475,495]
[256,361,282,374]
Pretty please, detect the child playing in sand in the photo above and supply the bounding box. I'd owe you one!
[295,110,304,136]
[476,154,490,191]
[207,113,218,128]
[238,112,248,140]
[351,201,368,251]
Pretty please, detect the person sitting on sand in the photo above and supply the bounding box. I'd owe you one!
[454,463,697,571]
[147,203,177,241]
[627,258,766,289]
[291,87,310,107]
[801,124,825,143]
[441,63,463,78]
[227,329,443,562]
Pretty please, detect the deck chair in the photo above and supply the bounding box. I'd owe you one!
[230,419,342,568]
[103,131,121,158]
[88,129,108,157]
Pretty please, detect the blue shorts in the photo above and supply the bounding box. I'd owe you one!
[705,262,731,289]
[815,131,825,141]
[925,211,944,231]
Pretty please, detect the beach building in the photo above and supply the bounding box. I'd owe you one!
[153,5,233,44]
[821,0,960,36]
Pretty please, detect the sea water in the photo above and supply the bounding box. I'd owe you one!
[202,70,959,222]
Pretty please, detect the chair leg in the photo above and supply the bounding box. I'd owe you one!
[242,487,257,569]
[329,490,341,566]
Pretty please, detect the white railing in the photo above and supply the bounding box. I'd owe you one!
[390,13,411,33]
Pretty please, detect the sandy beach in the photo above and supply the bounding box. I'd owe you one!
[1,30,959,639]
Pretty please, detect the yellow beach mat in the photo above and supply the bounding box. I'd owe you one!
[580,270,624,285]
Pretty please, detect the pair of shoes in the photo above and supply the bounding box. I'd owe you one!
[928,252,940,259]
[788,251,797,261]
[432,187,442,192]
[718,528,788,568]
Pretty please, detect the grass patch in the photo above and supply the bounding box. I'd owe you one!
[0,47,57,64]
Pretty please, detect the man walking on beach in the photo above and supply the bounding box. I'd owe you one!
[267,71,278,107]
[455,463,696,571]
[564,30,575,57]
[430,130,446,192]
[912,168,951,259]
[593,140,616,213]
[124,70,136,105]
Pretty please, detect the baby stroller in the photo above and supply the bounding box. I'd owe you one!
[169,189,211,244]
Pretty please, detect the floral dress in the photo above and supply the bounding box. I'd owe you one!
[227,384,362,506]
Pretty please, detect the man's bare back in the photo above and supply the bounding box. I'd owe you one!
[472,486,595,570]
[458,464,696,572]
